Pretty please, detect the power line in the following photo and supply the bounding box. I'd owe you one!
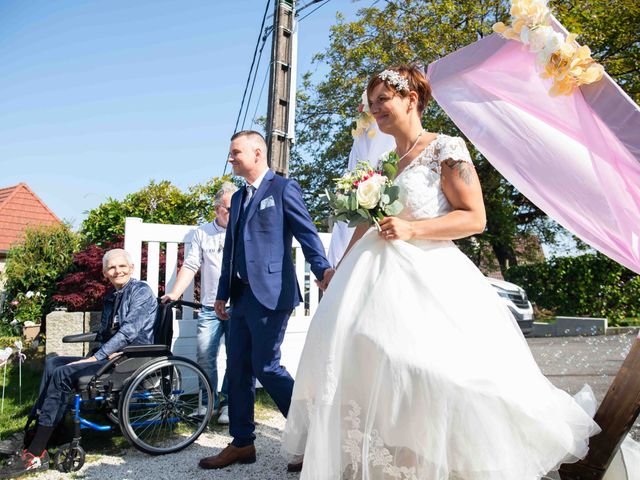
[241,31,270,130]
[224,0,272,175]
[250,65,272,130]
[297,0,331,23]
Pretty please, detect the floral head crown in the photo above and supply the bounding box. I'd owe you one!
[378,70,410,93]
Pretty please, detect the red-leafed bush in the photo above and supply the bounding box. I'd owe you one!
[52,239,123,312]
[53,238,194,312]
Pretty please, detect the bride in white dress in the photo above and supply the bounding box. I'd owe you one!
[282,65,600,480]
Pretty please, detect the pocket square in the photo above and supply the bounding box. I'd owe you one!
[260,196,275,210]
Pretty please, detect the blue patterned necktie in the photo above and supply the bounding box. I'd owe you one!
[243,185,255,210]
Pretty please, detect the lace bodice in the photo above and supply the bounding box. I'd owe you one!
[393,134,473,221]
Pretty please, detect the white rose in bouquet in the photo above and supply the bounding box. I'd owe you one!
[356,174,386,209]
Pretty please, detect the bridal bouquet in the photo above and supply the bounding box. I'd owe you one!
[325,152,403,229]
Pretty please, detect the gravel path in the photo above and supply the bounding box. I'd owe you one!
[35,413,297,480]
[31,333,637,479]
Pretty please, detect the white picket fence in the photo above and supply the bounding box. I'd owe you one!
[123,216,330,381]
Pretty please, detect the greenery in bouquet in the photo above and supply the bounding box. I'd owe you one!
[325,151,403,229]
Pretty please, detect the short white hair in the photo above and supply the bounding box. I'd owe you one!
[102,249,133,271]
[214,182,238,206]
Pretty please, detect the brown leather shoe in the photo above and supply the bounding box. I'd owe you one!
[287,458,303,472]
[198,443,256,469]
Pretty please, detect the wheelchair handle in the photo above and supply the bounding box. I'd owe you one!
[160,299,203,309]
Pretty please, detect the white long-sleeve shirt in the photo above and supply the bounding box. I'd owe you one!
[182,220,226,306]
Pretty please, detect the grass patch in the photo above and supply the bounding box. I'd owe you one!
[255,388,278,420]
[0,352,44,438]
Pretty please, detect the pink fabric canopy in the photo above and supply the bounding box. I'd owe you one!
[427,20,640,274]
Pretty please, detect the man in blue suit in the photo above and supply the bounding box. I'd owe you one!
[198,130,334,470]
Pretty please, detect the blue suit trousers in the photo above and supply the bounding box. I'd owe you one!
[227,284,294,446]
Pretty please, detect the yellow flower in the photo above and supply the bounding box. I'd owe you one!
[492,22,507,33]
[511,4,523,17]
[504,28,521,41]
[512,17,527,33]
[579,64,604,84]
[550,78,576,96]
[575,45,592,60]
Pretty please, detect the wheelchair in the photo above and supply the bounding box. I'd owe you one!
[44,299,214,472]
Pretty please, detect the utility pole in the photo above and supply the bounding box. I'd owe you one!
[266,0,297,177]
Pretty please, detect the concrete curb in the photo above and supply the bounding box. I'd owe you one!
[532,317,607,337]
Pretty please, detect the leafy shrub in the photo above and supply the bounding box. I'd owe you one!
[81,177,233,246]
[505,253,640,325]
[1,224,79,332]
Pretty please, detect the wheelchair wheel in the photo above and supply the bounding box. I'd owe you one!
[118,356,213,455]
[53,444,85,472]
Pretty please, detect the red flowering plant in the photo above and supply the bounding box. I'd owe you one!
[325,152,402,230]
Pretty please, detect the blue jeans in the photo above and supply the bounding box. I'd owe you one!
[32,356,108,427]
[197,306,230,409]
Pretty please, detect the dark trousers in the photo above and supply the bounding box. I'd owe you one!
[227,285,294,447]
[31,356,107,427]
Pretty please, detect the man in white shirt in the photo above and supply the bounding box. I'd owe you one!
[162,182,237,424]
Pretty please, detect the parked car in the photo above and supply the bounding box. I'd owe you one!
[487,277,534,336]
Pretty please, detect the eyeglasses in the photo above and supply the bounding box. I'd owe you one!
[216,205,231,212]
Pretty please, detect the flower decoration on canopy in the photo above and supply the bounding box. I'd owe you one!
[492,0,604,96]
[352,90,377,139]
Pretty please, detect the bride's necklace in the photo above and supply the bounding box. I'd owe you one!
[396,129,425,163]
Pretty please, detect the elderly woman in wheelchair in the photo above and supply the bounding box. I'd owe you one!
[0,249,213,478]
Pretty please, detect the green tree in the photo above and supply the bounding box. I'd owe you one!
[290,0,638,273]
[81,176,234,245]
[1,223,79,331]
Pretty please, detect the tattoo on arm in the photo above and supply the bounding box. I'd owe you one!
[443,159,474,185]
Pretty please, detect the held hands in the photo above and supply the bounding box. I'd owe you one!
[214,300,230,320]
[378,217,414,241]
[315,268,336,291]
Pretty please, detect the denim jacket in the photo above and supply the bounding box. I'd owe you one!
[94,278,157,361]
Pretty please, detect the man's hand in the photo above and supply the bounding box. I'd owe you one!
[69,356,98,365]
[160,292,180,303]
[214,300,230,320]
[315,268,336,291]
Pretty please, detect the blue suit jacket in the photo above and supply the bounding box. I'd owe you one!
[216,169,330,311]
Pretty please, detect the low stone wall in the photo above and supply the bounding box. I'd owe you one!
[532,316,608,337]
[45,311,100,357]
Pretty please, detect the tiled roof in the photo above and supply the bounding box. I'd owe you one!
[0,183,61,251]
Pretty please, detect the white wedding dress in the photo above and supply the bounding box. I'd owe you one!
[282,134,600,480]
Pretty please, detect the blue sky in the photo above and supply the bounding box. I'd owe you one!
[0,0,364,228]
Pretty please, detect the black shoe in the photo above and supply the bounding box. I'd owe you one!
[0,450,49,478]
[0,432,25,456]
